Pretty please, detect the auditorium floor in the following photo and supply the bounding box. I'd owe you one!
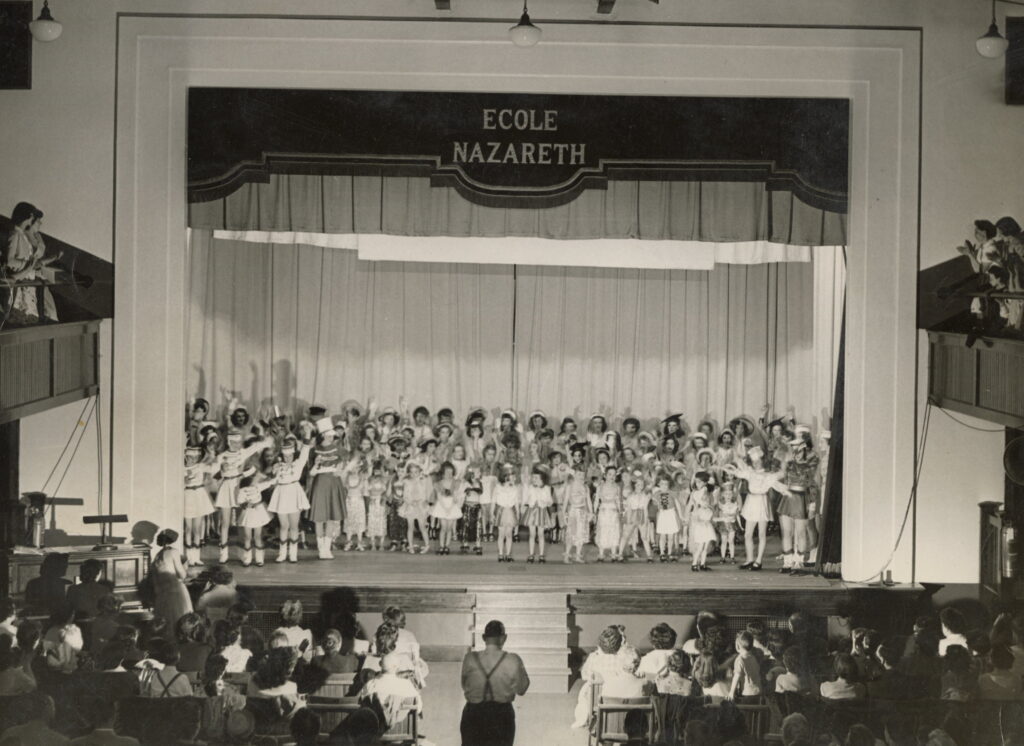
[420,662,586,746]
[205,534,838,591]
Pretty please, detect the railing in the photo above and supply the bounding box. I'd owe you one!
[928,330,1024,428]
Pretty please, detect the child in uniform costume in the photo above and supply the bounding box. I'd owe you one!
[654,474,682,562]
[386,480,408,552]
[307,417,346,560]
[214,430,272,564]
[523,467,554,563]
[458,472,484,555]
[183,445,218,566]
[237,466,273,567]
[477,444,500,541]
[267,435,313,563]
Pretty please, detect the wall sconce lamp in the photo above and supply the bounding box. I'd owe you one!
[509,1,542,47]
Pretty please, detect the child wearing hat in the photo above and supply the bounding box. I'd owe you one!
[183,445,218,566]
[492,468,521,562]
[268,435,313,563]
[524,468,555,563]
[399,462,432,554]
[687,471,718,572]
[308,416,346,559]
[654,474,683,562]
[714,471,741,564]
[214,431,273,565]
[477,443,501,542]
[618,471,654,562]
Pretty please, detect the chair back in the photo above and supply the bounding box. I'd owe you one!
[596,696,655,745]
[736,701,771,743]
[379,697,419,744]
[310,672,357,701]
[306,696,362,735]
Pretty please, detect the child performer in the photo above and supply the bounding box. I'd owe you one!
[547,450,571,544]
[214,430,272,564]
[723,446,791,571]
[431,484,462,556]
[477,444,500,542]
[562,467,594,564]
[459,472,484,555]
[399,462,432,555]
[715,471,741,563]
[524,467,554,563]
[365,462,390,551]
[342,469,367,552]
[493,469,520,562]
[594,466,622,562]
[237,466,272,567]
[268,435,313,563]
[654,474,681,562]
[308,418,346,560]
[183,445,218,566]
[386,481,408,552]
[688,471,718,572]
[618,473,654,562]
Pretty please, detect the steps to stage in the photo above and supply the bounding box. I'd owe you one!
[473,591,571,693]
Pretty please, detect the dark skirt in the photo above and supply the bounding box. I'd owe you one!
[308,474,346,523]
[460,503,482,543]
[461,701,515,746]
[387,501,408,542]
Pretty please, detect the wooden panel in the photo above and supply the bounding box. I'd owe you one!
[928,332,1024,428]
[6,546,150,601]
[239,585,475,614]
[929,337,975,404]
[52,333,85,395]
[979,349,1024,417]
[0,338,50,409]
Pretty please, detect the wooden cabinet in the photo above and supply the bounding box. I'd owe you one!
[4,545,150,606]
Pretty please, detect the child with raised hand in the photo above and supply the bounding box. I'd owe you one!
[236,466,273,567]
[524,467,555,563]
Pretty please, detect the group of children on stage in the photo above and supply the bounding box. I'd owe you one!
[183,396,830,573]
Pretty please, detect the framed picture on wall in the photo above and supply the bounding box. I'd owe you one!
[0,1,32,89]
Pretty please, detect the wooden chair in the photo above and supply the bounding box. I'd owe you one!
[736,701,771,745]
[309,672,357,701]
[594,696,656,745]
[306,695,362,735]
[378,697,420,745]
[586,681,604,746]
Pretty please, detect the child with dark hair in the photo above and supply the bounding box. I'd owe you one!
[850,628,883,682]
[112,625,145,669]
[0,634,34,695]
[174,611,212,673]
[656,649,700,696]
[867,639,913,700]
[938,608,968,656]
[90,593,124,652]
[637,622,677,680]
[212,619,252,673]
[775,646,814,694]
[965,628,992,674]
[693,651,730,701]
[819,654,865,700]
[979,645,1023,700]
[727,631,762,700]
[290,707,322,746]
[41,602,83,674]
[940,645,976,701]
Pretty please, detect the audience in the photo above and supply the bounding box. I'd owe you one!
[727,631,762,700]
[0,634,35,695]
[775,645,814,694]
[66,560,113,620]
[0,599,18,644]
[693,651,730,702]
[866,639,912,700]
[939,645,975,702]
[819,653,865,700]
[173,613,212,674]
[137,638,191,698]
[656,650,700,696]
[313,628,359,674]
[780,712,812,746]
[77,641,140,704]
[979,644,1023,700]
[24,553,72,617]
[90,595,125,653]
[211,619,252,674]
[226,601,265,661]
[637,622,678,681]
[600,644,648,699]
[275,600,314,662]
[938,608,968,657]
[289,707,321,746]
[0,693,69,746]
[358,652,423,727]
[41,603,84,675]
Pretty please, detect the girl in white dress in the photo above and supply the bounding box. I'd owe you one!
[183,445,217,566]
[618,474,654,562]
[214,430,272,564]
[342,468,367,551]
[399,462,432,554]
[237,466,273,567]
[523,468,554,563]
[268,436,313,563]
[431,461,463,555]
[714,471,741,564]
[687,471,717,572]
[594,466,622,562]
[654,475,682,562]
[723,446,792,570]
[492,470,520,562]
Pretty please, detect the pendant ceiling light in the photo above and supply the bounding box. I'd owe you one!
[976,0,1009,58]
[29,0,62,43]
[509,1,542,47]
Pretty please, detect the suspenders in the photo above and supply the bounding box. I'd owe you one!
[472,651,508,702]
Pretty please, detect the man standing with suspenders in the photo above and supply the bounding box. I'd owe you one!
[460,620,531,746]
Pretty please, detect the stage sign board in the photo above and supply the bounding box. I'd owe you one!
[188,88,849,212]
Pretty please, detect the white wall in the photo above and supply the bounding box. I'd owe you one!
[0,0,1016,582]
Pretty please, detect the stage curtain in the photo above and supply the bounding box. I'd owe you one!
[187,230,842,430]
[186,230,515,416]
[512,250,844,428]
[188,174,846,247]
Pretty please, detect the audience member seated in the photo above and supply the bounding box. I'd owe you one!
[601,645,649,699]
[903,615,939,659]
[111,627,145,670]
[682,612,721,656]
[173,613,212,674]
[133,613,169,653]
[73,641,140,704]
[249,647,302,705]
[845,723,878,746]
[24,553,73,618]
[0,693,69,746]
[882,714,916,746]
[274,600,314,662]
[194,567,238,623]
[819,653,865,700]
[361,623,416,688]
[226,602,265,662]
[866,639,914,700]
[89,596,124,654]
[693,651,730,702]
[775,646,815,695]
[66,560,114,620]
[289,707,321,746]
[0,600,17,644]
[198,655,247,742]
[787,612,828,677]
[979,644,1023,700]
[212,619,252,674]
[966,628,992,674]
[656,650,700,696]
[137,638,191,698]
[849,628,883,683]
[637,623,677,681]
[358,652,423,728]
[939,645,975,702]
[15,620,41,689]
[938,608,968,657]
[380,606,425,685]
[898,626,941,693]
[41,603,84,675]
[572,624,626,728]
[780,712,812,746]
[68,694,139,746]
[313,628,360,674]
[682,719,714,746]
[0,634,35,695]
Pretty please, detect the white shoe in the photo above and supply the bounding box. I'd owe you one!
[324,538,335,559]
[288,540,299,563]
[241,548,253,567]
[192,545,205,566]
[254,548,265,567]
[219,544,230,564]
[276,541,288,563]
[317,536,330,559]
